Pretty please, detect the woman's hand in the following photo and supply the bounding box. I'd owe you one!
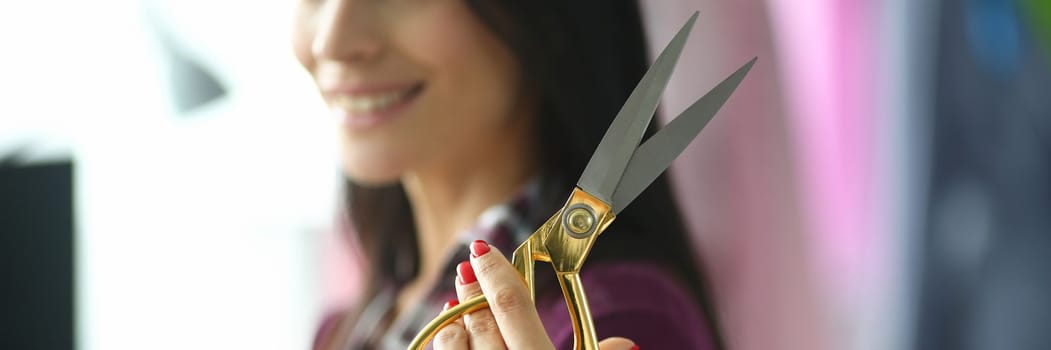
[433,240,638,350]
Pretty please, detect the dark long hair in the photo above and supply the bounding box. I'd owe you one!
[346,1,722,347]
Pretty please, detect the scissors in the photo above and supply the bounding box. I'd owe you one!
[409,11,755,350]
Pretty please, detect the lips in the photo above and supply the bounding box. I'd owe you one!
[326,82,424,129]
[330,84,422,113]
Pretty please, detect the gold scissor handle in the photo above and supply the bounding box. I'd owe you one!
[409,188,615,350]
[556,271,600,349]
[406,294,488,349]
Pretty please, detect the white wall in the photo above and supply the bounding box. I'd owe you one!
[1,1,341,348]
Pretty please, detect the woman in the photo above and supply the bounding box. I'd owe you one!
[293,0,722,348]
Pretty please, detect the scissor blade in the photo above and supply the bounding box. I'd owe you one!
[610,57,756,213]
[576,11,699,205]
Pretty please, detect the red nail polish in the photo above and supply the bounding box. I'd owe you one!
[630,346,639,350]
[457,261,477,284]
[444,298,459,310]
[470,240,491,258]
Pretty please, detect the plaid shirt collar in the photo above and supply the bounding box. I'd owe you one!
[351,179,542,349]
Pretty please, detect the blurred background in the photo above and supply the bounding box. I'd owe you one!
[1,0,1047,349]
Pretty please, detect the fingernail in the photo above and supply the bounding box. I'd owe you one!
[630,346,639,350]
[457,261,477,284]
[470,240,491,258]
[443,298,459,310]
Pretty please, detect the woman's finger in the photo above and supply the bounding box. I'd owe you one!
[455,261,507,349]
[433,299,469,350]
[598,337,638,350]
[468,240,554,349]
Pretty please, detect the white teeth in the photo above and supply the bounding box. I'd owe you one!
[331,89,411,113]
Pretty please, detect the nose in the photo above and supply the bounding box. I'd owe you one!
[311,0,382,64]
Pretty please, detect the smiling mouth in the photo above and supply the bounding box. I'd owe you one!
[330,83,425,114]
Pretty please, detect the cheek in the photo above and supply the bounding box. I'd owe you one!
[291,5,317,73]
[400,4,521,133]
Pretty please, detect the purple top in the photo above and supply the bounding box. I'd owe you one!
[314,182,715,349]
[536,262,714,349]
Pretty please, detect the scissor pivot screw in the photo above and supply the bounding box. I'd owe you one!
[564,205,596,238]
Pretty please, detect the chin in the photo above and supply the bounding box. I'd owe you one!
[341,159,405,187]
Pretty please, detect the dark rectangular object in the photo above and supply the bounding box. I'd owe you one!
[0,161,74,350]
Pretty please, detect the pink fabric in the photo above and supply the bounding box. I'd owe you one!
[767,1,893,348]
[639,2,824,350]
[768,0,882,302]
[639,1,893,349]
